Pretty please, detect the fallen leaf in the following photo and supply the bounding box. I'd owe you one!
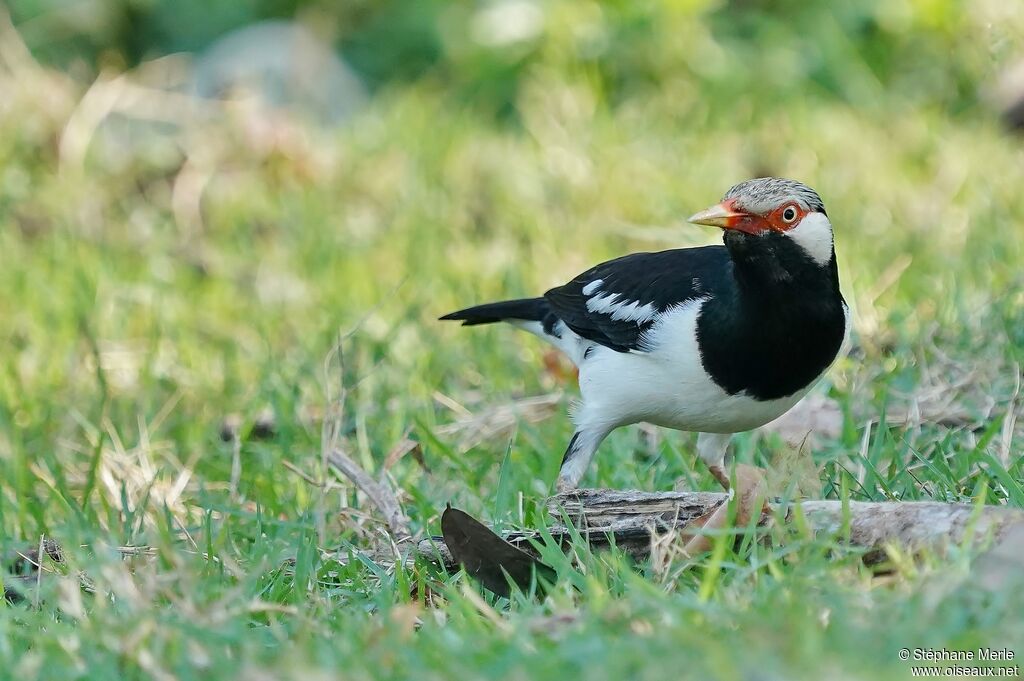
[681,465,769,556]
[440,505,556,598]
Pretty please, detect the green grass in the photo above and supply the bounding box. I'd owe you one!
[2,2,1024,679]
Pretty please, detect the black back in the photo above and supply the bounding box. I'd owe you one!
[544,247,734,352]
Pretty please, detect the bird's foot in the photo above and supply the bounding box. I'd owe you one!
[707,464,731,491]
[554,478,579,495]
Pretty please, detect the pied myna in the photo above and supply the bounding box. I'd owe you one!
[443,178,848,492]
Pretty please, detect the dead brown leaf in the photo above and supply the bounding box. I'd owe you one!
[542,349,578,384]
[680,464,769,556]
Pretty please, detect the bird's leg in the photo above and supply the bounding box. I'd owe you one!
[696,432,733,491]
[697,433,769,515]
[681,426,771,555]
[555,426,612,492]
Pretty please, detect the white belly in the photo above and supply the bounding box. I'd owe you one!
[574,299,819,434]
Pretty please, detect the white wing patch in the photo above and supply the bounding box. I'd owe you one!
[581,279,604,295]
[585,292,658,323]
[636,296,710,352]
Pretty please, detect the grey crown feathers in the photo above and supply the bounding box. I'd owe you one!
[723,177,827,215]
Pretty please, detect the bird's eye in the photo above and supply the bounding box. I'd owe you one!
[781,205,798,223]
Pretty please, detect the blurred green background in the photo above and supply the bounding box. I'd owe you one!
[1,1,1023,680]
[8,0,1021,116]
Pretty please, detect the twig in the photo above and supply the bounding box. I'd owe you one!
[328,448,411,540]
[282,459,323,487]
[382,435,421,473]
[229,431,242,501]
[34,535,45,609]
[997,366,1021,467]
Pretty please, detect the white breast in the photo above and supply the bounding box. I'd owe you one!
[573,299,817,434]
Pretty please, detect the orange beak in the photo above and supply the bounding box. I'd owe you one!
[688,198,772,235]
[687,198,748,229]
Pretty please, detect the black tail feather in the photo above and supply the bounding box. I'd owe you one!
[440,297,549,326]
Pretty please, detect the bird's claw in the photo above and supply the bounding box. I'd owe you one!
[707,464,732,491]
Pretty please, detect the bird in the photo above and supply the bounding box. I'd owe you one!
[441,177,848,493]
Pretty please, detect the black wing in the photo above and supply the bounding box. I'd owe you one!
[543,246,733,352]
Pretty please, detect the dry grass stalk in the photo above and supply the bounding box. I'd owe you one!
[328,448,411,540]
[435,392,563,452]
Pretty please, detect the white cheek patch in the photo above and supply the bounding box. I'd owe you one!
[786,212,834,265]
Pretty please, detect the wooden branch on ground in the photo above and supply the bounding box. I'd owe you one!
[416,489,1024,568]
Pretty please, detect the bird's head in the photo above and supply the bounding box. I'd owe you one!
[688,178,833,267]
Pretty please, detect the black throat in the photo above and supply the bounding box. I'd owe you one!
[696,231,847,401]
